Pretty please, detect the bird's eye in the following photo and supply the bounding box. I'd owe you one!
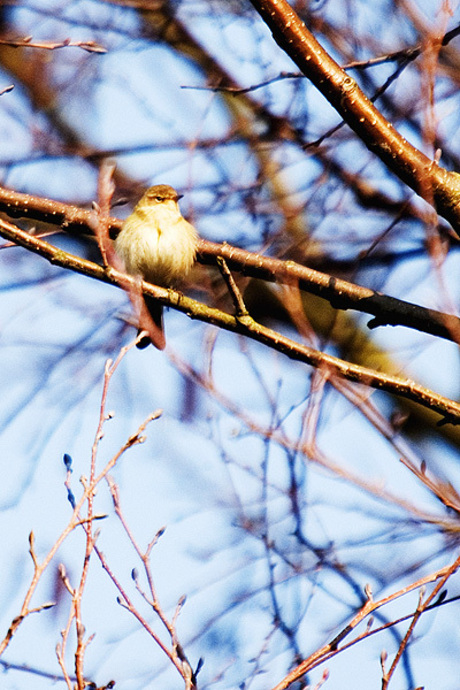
[155,196,163,202]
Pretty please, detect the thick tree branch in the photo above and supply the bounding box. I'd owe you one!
[0,185,459,343]
[248,0,460,233]
[1,217,460,424]
[0,186,96,233]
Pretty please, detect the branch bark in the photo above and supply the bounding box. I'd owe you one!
[1,216,460,424]
[248,0,460,233]
[1,185,459,343]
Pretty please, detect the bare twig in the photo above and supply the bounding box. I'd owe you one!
[0,36,106,53]
[92,160,117,268]
[381,553,460,688]
[216,256,248,316]
[271,555,460,690]
[181,22,460,95]
[106,479,196,688]
[56,341,161,688]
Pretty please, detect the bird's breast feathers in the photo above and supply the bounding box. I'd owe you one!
[116,206,197,286]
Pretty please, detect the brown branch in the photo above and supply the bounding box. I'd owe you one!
[271,555,460,690]
[56,342,157,688]
[248,0,460,233]
[399,455,460,514]
[216,256,248,316]
[105,479,196,688]
[0,500,92,658]
[1,217,459,424]
[381,552,460,688]
[200,240,460,343]
[93,160,117,268]
[97,548,193,686]
[0,36,107,53]
[0,186,97,234]
[0,186,459,343]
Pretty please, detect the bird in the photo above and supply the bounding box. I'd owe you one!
[114,184,198,350]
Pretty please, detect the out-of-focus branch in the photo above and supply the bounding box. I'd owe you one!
[272,553,460,690]
[0,36,106,52]
[248,0,460,234]
[0,34,135,195]
[0,0,426,224]
[169,352,460,528]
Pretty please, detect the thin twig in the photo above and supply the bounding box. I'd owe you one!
[216,255,248,316]
[271,555,460,690]
[0,36,106,53]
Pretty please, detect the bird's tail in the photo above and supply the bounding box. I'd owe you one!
[137,295,166,350]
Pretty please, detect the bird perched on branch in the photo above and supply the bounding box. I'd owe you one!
[115,184,198,350]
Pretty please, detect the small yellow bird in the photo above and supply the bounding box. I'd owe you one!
[115,184,198,349]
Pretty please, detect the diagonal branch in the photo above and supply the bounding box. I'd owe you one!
[272,554,460,690]
[1,217,460,424]
[0,185,459,343]
[248,0,460,233]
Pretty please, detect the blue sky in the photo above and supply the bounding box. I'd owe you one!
[1,1,460,688]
